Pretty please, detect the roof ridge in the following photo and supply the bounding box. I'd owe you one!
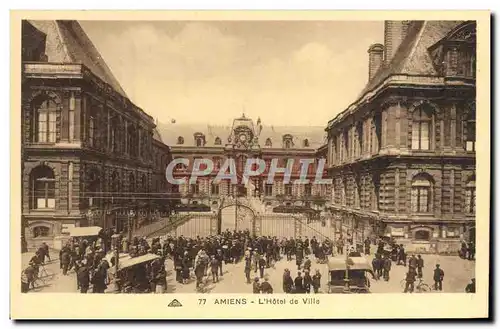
[401,21,428,73]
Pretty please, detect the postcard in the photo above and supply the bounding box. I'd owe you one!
[10,10,490,319]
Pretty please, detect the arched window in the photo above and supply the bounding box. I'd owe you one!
[284,139,292,149]
[411,174,433,213]
[214,137,222,145]
[265,138,272,147]
[177,136,184,145]
[411,105,433,151]
[33,226,50,238]
[465,179,476,214]
[112,173,119,192]
[414,230,431,241]
[34,99,57,143]
[464,104,476,152]
[303,139,309,147]
[30,165,56,209]
[196,138,203,147]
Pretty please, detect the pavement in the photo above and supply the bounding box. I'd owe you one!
[21,247,475,294]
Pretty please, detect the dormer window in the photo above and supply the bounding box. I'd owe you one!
[214,137,222,145]
[303,139,309,147]
[265,138,272,147]
[194,132,205,147]
[177,136,184,145]
[283,134,293,149]
[429,21,476,79]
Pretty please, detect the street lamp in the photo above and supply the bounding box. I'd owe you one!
[128,209,135,242]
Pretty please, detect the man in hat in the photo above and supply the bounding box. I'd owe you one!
[433,264,444,291]
[294,271,304,294]
[282,269,294,294]
[465,278,476,293]
[416,255,424,279]
[210,255,220,283]
[216,249,224,276]
[244,253,252,284]
[253,277,261,294]
[77,261,90,293]
[258,254,267,279]
[303,270,313,294]
[260,275,273,294]
[312,269,322,294]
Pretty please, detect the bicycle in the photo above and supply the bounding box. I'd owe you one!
[400,278,431,293]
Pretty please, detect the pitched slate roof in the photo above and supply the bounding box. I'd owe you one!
[156,121,326,149]
[358,20,464,98]
[27,20,128,98]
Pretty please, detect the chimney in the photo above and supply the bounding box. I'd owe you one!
[384,20,410,64]
[368,43,384,81]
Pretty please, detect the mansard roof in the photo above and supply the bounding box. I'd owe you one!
[26,20,128,98]
[156,120,326,150]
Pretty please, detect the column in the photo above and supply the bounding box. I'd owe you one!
[68,162,73,213]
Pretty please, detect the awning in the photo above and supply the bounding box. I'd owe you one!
[327,256,373,273]
[106,252,161,272]
[69,226,102,237]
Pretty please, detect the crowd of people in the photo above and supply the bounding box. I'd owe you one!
[22,228,476,294]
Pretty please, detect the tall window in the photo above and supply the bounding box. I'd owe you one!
[465,104,476,152]
[354,179,360,208]
[465,179,476,214]
[343,131,349,160]
[265,184,273,196]
[303,139,309,147]
[191,183,200,195]
[88,170,100,207]
[285,184,292,196]
[304,184,312,196]
[31,165,55,209]
[211,183,219,196]
[411,174,433,213]
[196,138,203,147]
[284,139,292,149]
[373,114,382,153]
[265,138,272,147]
[141,174,148,192]
[356,122,363,157]
[372,174,380,210]
[411,106,432,150]
[129,173,135,192]
[177,136,184,145]
[88,116,95,147]
[214,137,222,145]
[341,180,347,205]
[35,99,57,143]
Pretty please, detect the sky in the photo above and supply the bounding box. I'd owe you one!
[80,20,384,126]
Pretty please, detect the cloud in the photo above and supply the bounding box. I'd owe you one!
[88,22,371,126]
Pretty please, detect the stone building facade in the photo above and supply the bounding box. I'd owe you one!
[157,115,331,213]
[325,21,476,253]
[21,20,171,248]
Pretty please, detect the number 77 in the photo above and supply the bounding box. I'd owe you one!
[198,298,206,305]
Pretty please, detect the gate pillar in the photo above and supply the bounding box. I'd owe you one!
[253,213,262,236]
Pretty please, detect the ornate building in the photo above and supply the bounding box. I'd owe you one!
[325,21,476,253]
[21,20,171,248]
[157,115,330,212]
